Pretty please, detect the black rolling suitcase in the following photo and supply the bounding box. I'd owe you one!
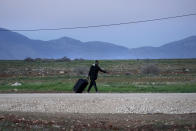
[73,79,88,93]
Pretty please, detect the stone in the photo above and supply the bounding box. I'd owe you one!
[11,82,22,86]
[59,71,64,74]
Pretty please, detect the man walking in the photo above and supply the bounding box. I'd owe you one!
[87,60,107,93]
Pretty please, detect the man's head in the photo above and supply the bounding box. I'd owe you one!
[95,60,99,65]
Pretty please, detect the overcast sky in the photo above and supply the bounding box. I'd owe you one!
[0,0,196,48]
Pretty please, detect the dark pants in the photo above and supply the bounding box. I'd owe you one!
[87,80,97,92]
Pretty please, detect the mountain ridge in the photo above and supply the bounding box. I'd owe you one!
[0,28,196,60]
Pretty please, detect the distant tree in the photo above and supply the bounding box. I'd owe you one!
[56,56,71,62]
[74,58,85,61]
[34,58,42,61]
[24,57,34,62]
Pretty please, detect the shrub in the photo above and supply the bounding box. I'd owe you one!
[34,58,42,61]
[74,66,89,76]
[56,57,71,62]
[74,58,85,61]
[141,64,160,75]
[24,57,34,62]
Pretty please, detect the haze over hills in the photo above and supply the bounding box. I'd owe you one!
[0,28,196,60]
[129,36,196,59]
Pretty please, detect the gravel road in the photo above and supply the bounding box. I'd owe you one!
[0,93,196,114]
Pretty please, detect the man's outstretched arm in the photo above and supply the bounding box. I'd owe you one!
[98,66,107,73]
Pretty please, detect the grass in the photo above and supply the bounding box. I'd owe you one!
[0,75,195,93]
[0,59,196,93]
[97,82,196,93]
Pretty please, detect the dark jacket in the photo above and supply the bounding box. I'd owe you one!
[88,64,106,80]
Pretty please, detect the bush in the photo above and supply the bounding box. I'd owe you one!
[56,57,71,62]
[24,57,34,62]
[34,58,55,62]
[74,58,85,61]
[34,58,42,61]
[141,64,160,75]
[74,66,89,76]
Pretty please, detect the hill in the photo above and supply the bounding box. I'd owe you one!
[0,28,130,59]
[0,28,196,59]
[129,36,196,59]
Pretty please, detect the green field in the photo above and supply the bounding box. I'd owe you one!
[0,59,196,93]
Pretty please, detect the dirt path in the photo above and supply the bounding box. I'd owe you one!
[0,112,196,130]
[0,93,196,114]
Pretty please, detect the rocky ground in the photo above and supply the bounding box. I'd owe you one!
[0,93,196,130]
[0,112,196,130]
[0,93,196,114]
